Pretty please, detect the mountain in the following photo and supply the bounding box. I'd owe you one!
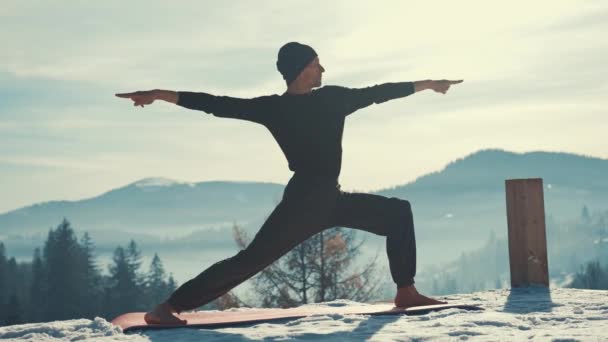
[1,149,607,267]
[383,148,608,193]
[0,178,284,238]
[376,149,608,243]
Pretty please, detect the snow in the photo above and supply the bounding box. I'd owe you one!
[1,288,606,341]
[133,177,187,188]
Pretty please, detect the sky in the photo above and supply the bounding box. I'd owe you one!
[0,288,605,340]
[1,1,607,214]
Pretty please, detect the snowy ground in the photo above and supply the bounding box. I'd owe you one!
[0,287,606,341]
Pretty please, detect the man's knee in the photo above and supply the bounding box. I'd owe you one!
[388,197,411,214]
[387,198,413,225]
[223,249,255,271]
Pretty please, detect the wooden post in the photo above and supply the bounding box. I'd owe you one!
[505,178,549,287]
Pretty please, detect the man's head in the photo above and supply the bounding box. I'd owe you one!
[276,42,325,88]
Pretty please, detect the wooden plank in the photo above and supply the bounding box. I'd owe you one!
[505,178,549,287]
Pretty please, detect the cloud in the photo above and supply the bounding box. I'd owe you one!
[0,1,346,91]
[1,1,607,211]
[0,155,114,171]
[528,6,608,32]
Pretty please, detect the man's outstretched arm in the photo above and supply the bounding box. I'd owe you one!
[115,89,268,124]
[339,79,464,116]
[115,89,178,107]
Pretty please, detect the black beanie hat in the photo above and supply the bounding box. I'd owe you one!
[276,42,318,85]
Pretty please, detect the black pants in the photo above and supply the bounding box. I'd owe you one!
[168,174,417,312]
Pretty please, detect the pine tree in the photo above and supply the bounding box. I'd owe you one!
[443,275,458,294]
[569,260,608,290]
[28,248,46,322]
[78,232,103,318]
[167,274,178,293]
[5,257,19,308]
[126,240,142,277]
[4,294,23,326]
[165,273,178,298]
[146,253,168,307]
[106,244,145,318]
[126,240,145,309]
[581,205,591,225]
[42,218,85,320]
[0,242,7,318]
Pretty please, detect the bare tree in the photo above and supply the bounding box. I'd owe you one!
[233,223,379,308]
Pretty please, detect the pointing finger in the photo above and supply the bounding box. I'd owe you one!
[450,80,464,84]
[116,93,134,98]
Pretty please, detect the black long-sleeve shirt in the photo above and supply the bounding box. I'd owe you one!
[177,82,416,181]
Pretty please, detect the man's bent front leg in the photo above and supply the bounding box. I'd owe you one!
[329,192,417,287]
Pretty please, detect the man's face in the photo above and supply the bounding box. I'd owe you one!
[298,57,325,88]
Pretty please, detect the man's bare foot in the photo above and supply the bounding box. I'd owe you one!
[394,285,447,308]
[144,302,188,325]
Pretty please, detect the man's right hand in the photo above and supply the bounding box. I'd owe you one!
[429,80,463,94]
[115,90,158,107]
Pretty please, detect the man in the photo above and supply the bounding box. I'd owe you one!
[116,42,463,325]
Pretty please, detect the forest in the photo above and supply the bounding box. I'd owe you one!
[0,217,378,326]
